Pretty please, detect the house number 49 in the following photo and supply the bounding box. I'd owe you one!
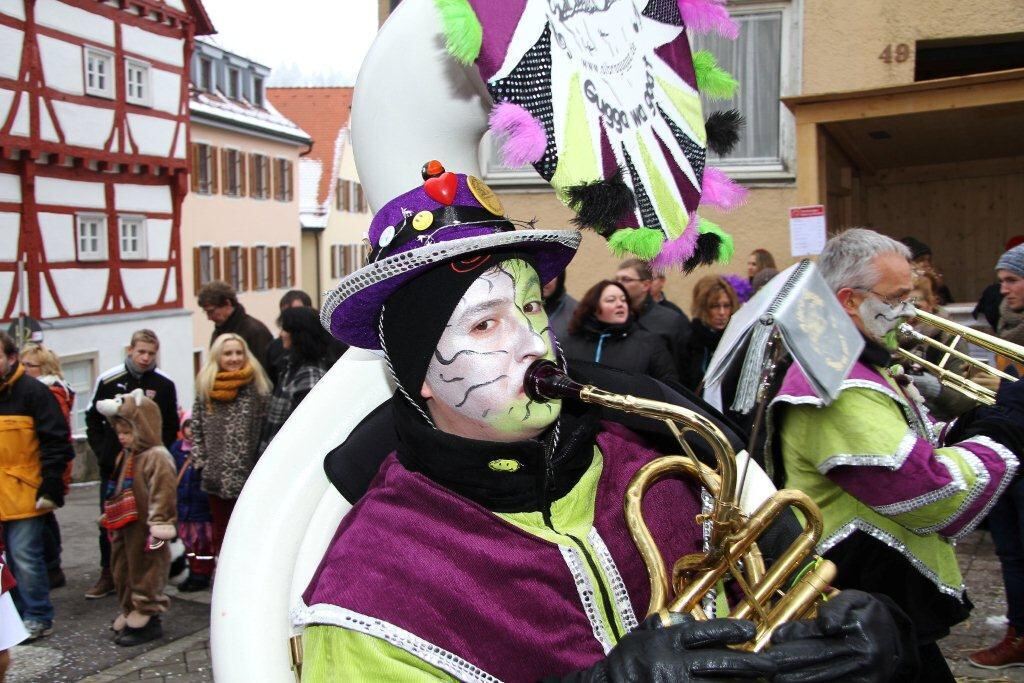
[879,44,911,64]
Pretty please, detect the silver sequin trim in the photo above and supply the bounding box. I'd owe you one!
[586,528,639,632]
[817,519,965,599]
[559,545,615,654]
[870,453,965,519]
[320,230,582,327]
[944,436,1019,541]
[292,603,502,683]
[700,488,717,619]
[817,429,918,474]
[914,450,981,536]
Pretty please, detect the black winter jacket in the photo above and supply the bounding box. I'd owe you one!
[679,320,725,391]
[85,364,178,474]
[211,303,273,365]
[561,317,680,386]
[636,296,690,365]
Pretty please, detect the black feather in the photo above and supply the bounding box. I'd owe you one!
[682,233,722,273]
[705,109,744,157]
[566,167,637,236]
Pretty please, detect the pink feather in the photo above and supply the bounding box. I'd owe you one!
[701,167,748,211]
[489,102,548,167]
[677,0,739,40]
[652,213,700,270]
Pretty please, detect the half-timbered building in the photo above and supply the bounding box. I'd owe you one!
[0,0,213,433]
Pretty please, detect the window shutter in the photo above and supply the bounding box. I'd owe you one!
[190,144,199,192]
[238,152,247,198]
[247,155,255,196]
[220,149,229,195]
[288,246,295,287]
[192,247,201,291]
[241,247,250,292]
[210,146,219,194]
[212,247,222,281]
[269,246,279,288]
[271,160,279,201]
[221,247,231,286]
[286,161,293,201]
[250,247,259,289]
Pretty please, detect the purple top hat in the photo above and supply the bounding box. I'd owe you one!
[321,161,581,349]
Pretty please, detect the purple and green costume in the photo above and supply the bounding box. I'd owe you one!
[770,358,1018,600]
[294,423,707,682]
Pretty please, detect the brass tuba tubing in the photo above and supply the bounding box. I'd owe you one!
[894,346,997,405]
[899,323,1016,383]
[913,308,1024,366]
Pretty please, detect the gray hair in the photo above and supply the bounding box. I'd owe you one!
[818,228,911,292]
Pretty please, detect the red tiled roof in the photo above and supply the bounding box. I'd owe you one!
[266,87,354,210]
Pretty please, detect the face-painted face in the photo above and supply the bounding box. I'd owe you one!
[421,259,561,443]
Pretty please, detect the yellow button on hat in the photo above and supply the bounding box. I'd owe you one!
[467,176,504,216]
[412,210,434,231]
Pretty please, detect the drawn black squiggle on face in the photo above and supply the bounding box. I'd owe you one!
[456,375,509,408]
[434,348,509,365]
[439,374,464,383]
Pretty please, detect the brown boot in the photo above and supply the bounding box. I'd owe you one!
[84,568,115,599]
[969,626,1024,669]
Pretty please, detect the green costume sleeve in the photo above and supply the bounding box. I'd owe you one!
[302,625,457,682]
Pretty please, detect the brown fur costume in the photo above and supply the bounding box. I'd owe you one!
[98,389,178,625]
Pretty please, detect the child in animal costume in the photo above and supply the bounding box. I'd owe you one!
[97,389,178,646]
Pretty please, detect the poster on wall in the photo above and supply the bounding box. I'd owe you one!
[789,205,827,257]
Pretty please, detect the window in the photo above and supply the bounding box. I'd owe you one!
[194,245,218,289]
[223,245,248,292]
[273,158,293,201]
[253,77,264,106]
[125,59,150,106]
[336,179,351,211]
[692,5,789,172]
[227,67,240,99]
[84,48,114,98]
[252,245,270,290]
[330,243,370,280]
[191,143,218,194]
[118,216,146,259]
[275,245,294,288]
[62,355,97,436]
[199,57,213,91]
[222,148,245,197]
[76,214,107,261]
[353,183,367,213]
[250,154,270,199]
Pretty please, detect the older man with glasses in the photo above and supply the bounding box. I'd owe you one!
[614,259,691,365]
[767,228,1024,681]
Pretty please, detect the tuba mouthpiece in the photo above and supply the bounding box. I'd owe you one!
[524,360,583,402]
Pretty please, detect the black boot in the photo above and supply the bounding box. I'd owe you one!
[169,553,187,579]
[177,573,211,592]
[116,616,163,647]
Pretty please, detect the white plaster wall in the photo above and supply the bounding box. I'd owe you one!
[126,114,175,157]
[35,0,113,46]
[164,267,177,302]
[0,174,20,203]
[38,212,75,261]
[39,100,57,142]
[36,177,104,208]
[121,25,183,67]
[162,0,185,11]
[120,268,165,307]
[150,69,180,115]
[0,91,13,132]
[0,213,18,261]
[0,25,22,79]
[40,278,58,319]
[52,100,113,149]
[51,269,108,314]
[10,97,27,136]
[0,0,25,20]
[37,35,83,95]
[114,183,171,214]
[147,218,172,260]
[0,273,12,316]
[173,130,185,159]
[42,310,196,414]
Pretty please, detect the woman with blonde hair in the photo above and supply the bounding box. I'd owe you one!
[19,343,74,589]
[746,248,776,283]
[679,276,740,390]
[191,333,270,560]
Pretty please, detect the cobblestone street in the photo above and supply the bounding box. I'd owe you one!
[6,485,1023,681]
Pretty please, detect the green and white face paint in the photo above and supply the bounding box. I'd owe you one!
[421,259,561,442]
[858,295,911,350]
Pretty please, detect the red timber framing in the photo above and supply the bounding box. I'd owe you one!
[0,0,212,322]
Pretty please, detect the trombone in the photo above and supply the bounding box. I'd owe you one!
[896,308,1024,405]
[524,360,836,651]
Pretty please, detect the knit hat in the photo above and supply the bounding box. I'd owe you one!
[996,244,1024,277]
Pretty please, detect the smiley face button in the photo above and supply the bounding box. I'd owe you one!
[412,210,434,231]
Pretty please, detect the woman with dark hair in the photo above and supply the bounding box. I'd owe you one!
[258,307,333,454]
[746,248,776,283]
[560,280,679,384]
[679,276,739,391]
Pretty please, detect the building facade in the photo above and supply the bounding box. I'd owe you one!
[267,87,372,308]
[0,0,213,433]
[181,41,310,367]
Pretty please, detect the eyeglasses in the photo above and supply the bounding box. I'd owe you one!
[853,287,918,310]
[616,276,650,285]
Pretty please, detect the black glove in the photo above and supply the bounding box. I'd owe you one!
[558,613,776,682]
[765,590,905,683]
[36,476,65,509]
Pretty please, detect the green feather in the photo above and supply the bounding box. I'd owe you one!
[607,228,665,260]
[692,50,738,100]
[433,0,482,65]
[698,217,735,263]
